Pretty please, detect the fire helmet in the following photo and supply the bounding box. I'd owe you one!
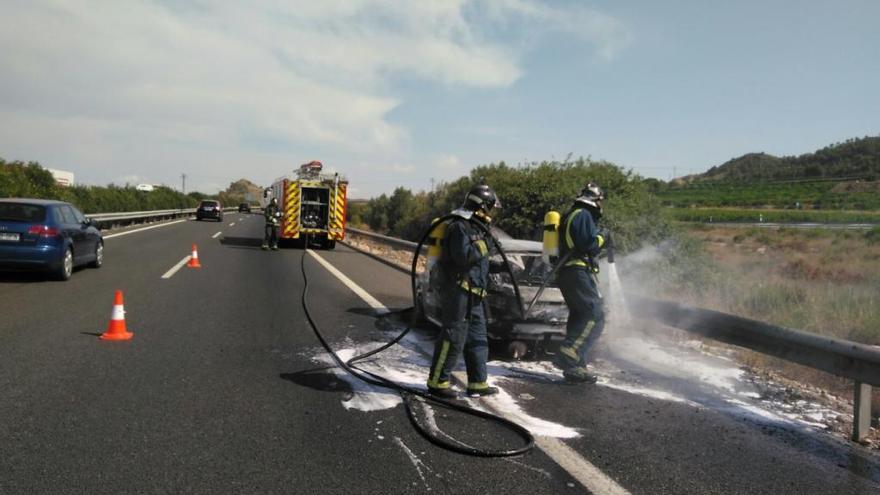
[462,184,500,213]
[575,182,604,213]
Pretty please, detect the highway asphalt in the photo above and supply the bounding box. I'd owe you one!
[1,214,878,494]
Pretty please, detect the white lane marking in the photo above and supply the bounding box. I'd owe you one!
[161,255,192,279]
[533,437,630,495]
[306,249,630,495]
[103,219,188,239]
[306,250,389,315]
[212,231,222,239]
[228,222,236,226]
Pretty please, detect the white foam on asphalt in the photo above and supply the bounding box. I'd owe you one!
[310,341,580,439]
[472,379,580,439]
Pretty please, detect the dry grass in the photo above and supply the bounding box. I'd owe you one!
[678,225,880,415]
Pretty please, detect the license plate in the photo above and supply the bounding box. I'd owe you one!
[0,232,20,242]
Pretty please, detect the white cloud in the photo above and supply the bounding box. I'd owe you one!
[0,0,631,195]
[436,154,463,170]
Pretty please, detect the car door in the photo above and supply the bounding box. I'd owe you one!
[69,205,97,261]
[58,205,88,263]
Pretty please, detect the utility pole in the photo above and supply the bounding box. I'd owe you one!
[181,173,187,195]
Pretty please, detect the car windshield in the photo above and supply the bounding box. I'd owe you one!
[0,203,46,222]
[201,202,218,207]
[502,252,556,286]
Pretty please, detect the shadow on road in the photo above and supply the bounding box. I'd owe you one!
[219,236,263,249]
[280,368,354,397]
[0,271,63,284]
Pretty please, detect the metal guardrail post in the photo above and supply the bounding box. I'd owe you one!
[853,382,873,442]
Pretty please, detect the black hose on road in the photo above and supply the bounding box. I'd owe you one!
[298,229,536,457]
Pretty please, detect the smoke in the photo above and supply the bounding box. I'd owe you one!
[593,244,759,406]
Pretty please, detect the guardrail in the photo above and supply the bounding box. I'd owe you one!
[345,226,879,442]
[347,227,421,251]
[89,207,238,228]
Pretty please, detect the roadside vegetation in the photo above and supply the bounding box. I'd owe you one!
[0,159,257,213]
[628,224,880,412]
[667,207,880,224]
[348,158,669,254]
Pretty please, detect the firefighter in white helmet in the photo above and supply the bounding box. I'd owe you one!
[553,182,610,384]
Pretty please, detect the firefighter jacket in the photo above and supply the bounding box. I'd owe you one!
[264,202,281,225]
[559,206,605,271]
[438,217,491,298]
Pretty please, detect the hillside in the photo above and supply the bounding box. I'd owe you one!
[219,179,262,206]
[684,136,880,183]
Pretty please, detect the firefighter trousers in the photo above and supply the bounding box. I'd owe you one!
[558,267,605,368]
[263,223,279,248]
[427,289,489,391]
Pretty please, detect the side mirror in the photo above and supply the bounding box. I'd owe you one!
[87,218,100,229]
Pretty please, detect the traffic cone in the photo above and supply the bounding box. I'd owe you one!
[187,244,201,268]
[100,290,133,341]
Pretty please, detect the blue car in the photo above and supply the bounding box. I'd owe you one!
[0,199,103,280]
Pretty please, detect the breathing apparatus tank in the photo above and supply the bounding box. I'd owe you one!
[542,211,560,264]
[426,218,447,270]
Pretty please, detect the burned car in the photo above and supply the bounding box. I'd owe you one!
[415,232,568,358]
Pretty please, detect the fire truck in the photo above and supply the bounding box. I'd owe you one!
[267,161,348,249]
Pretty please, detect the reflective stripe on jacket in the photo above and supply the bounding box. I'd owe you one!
[559,207,603,269]
[439,217,490,295]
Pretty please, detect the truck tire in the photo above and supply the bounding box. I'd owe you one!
[323,239,336,250]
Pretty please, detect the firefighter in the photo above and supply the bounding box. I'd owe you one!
[553,182,609,384]
[426,184,501,399]
[262,197,282,250]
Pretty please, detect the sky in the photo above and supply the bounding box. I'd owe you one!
[1,0,878,198]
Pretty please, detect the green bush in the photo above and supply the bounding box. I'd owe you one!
[358,158,670,255]
[1,158,202,212]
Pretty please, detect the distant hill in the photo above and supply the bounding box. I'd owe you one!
[683,136,880,182]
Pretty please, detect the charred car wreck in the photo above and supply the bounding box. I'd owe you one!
[416,232,569,359]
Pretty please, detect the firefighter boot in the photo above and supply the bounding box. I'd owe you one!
[552,345,579,372]
[563,367,598,384]
[467,386,499,398]
[428,386,457,400]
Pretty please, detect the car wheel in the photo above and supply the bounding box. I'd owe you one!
[55,247,73,281]
[90,241,104,268]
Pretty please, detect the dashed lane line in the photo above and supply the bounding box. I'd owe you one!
[228,222,236,226]
[103,219,189,239]
[212,231,222,239]
[161,255,192,279]
[305,249,631,495]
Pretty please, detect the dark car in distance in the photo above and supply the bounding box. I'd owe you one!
[0,199,103,280]
[238,203,251,213]
[196,200,223,221]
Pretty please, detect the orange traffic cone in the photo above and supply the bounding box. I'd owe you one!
[187,244,201,268]
[100,290,133,341]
